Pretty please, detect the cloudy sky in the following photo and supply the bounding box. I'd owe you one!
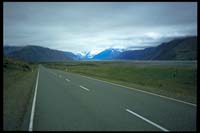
[3,2,197,55]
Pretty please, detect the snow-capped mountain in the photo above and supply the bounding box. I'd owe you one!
[92,48,122,60]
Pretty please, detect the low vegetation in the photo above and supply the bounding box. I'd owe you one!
[3,56,37,130]
[43,61,197,104]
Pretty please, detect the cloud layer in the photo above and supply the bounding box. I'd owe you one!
[4,2,197,54]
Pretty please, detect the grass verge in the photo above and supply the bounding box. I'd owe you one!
[3,57,38,130]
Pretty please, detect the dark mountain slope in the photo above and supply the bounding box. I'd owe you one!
[4,45,78,62]
[117,36,197,60]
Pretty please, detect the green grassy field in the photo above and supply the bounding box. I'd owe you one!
[3,57,38,130]
[43,61,197,104]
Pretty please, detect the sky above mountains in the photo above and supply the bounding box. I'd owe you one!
[4,2,197,56]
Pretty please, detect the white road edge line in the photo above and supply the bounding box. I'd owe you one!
[80,85,90,91]
[29,69,40,131]
[77,74,196,107]
[126,109,169,132]
[65,78,70,82]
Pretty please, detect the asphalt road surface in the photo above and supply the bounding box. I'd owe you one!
[29,65,196,131]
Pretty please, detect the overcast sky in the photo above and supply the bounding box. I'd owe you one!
[3,2,197,55]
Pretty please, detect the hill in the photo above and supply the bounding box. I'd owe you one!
[4,45,78,62]
[117,36,197,60]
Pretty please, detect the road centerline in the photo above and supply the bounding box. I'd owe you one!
[65,78,70,82]
[80,85,90,91]
[126,109,169,132]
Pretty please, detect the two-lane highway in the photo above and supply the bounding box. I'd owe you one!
[29,65,196,131]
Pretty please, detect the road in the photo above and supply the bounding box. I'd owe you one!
[30,65,196,131]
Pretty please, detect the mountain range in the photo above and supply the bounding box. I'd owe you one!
[3,36,197,62]
[92,36,197,60]
[4,45,78,62]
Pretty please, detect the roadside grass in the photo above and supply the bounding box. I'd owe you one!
[43,61,197,104]
[3,57,38,130]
